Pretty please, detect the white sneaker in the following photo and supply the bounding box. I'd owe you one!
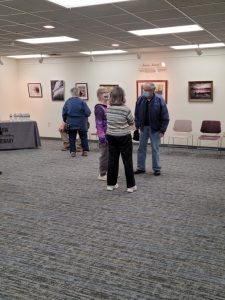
[127,185,137,193]
[107,183,119,191]
[98,174,107,181]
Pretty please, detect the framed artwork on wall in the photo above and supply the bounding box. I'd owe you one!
[27,83,42,98]
[136,80,168,103]
[188,81,213,102]
[75,83,88,100]
[99,84,119,94]
[51,80,65,101]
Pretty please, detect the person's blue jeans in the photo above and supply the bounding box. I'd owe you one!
[137,126,161,172]
[69,129,89,153]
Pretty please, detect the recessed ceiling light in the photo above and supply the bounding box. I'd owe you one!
[129,25,203,36]
[47,0,132,8]
[112,43,120,47]
[43,25,55,29]
[171,43,225,49]
[16,36,78,44]
[199,43,225,48]
[80,50,127,55]
[171,45,198,50]
[7,54,49,59]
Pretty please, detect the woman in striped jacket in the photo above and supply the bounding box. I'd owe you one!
[106,86,137,193]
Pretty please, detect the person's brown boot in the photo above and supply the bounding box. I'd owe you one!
[82,151,88,157]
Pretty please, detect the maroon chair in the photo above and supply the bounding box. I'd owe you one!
[197,120,221,151]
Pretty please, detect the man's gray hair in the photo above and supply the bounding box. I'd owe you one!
[70,87,79,96]
[143,82,156,90]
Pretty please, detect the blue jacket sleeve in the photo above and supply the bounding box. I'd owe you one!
[159,99,169,133]
[83,102,91,117]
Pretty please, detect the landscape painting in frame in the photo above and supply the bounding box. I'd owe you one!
[189,81,213,102]
[99,84,119,94]
[27,83,42,98]
[75,83,88,100]
[136,80,168,103]
[51,80,65,101]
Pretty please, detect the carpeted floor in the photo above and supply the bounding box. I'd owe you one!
[0,140,225,300]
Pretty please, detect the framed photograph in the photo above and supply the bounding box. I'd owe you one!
[136,80,168,103]
[27,83,42,98]
[99,84,119,94]
[75,83,88,100]
[188,81,213,102]
[51,80,65,101]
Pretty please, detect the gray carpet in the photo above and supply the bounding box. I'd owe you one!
[0,140,225,300]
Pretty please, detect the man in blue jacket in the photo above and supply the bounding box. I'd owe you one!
[134,82,169,175]
[62,87,91,157]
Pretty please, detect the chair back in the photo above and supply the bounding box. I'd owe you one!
[200,120,221,134]
[173,120,192,133]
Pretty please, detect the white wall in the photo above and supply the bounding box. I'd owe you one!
[2,49,225,146]
[0,58,18,119]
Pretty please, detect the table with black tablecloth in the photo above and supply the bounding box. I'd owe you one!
[0,121,41,150]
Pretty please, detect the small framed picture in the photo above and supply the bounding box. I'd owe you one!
[27,83,42,98]
[188,81,213,102]
[51,80,65,101]
[75,83,88,100]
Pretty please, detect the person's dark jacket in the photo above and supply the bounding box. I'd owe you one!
[62,97,91,131]
[135,93,169,134]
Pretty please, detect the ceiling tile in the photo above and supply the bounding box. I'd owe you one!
[136,9,183,22]
[115,0,172,13]
[97,14,142,25]
[1,0,62,12]
[181,3,225,16]
[167,0,225,8]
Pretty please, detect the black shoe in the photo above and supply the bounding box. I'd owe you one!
[134,169,145,174]
[154,170,161,176]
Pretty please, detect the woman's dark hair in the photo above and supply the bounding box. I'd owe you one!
[109,86,126,106]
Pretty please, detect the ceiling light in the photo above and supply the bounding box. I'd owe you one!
[199,43,225,48]
[171,45,198,50]
[47,0,131,8]
[80,50,127,55]
[129,25,203,36]
[43,25,55,29]
[7,54,49,59]
[16,36,78,44]
[171,43,225,50]
[161,62,166,67]
[112,43,120,47]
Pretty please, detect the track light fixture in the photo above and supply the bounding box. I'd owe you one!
[0,56,4,65]
[137,52,141,60]
[90,55,94,62]
[38,55,44,63]
[195,45,203,56]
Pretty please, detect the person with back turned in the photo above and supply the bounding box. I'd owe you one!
[62,87,91,157]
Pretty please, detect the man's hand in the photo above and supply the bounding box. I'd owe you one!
[159,132,164,138]
[58,122,65,132]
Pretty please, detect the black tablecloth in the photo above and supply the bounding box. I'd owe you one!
[0,121,41,150]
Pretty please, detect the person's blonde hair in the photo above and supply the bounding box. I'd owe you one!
[96,87,108,99]
[109,86,126,106]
